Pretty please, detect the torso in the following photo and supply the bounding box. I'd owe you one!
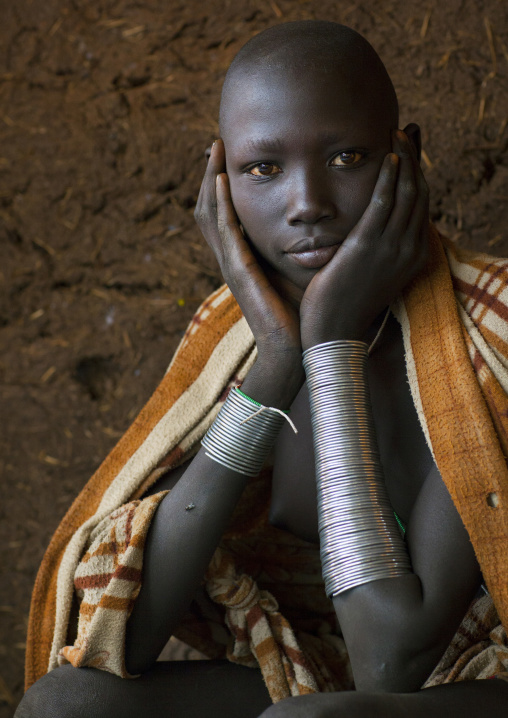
[270,313,436,543]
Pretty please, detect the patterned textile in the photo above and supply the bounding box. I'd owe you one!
[424,593,508,686]
[25,226,508,701]
[59,493,166,677]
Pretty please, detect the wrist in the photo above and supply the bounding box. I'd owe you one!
[241,354,304,410]
[302,334,354,352]
[301,326,364,352]
[303,341,410,598]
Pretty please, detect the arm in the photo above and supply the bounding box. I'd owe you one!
[299,129,481,692]
[332,463,481,692]
[125,140,304,675]
[125,363,301,674]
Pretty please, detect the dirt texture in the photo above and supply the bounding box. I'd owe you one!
[1,0,508,714]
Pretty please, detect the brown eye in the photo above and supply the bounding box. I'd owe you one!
[331,151,363,167]
[249,163,280,177]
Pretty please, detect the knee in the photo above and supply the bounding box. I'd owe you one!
[258,696,315,718]
[15,665,104,718]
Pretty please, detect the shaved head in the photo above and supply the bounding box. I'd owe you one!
[217,21,409,296]
[220,21,399,133]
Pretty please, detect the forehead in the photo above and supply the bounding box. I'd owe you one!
[221,67,392,151]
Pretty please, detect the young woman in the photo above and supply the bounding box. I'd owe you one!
[18,21,508,718]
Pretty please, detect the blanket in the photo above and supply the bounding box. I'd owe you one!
[25,226,508,700]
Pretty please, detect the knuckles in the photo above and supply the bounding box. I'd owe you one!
[194,201,217,229]
[372,194,393,212]
[399,180,417,201]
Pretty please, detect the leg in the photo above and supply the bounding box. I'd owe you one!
[257,680,508,718]
[16,660,273,718]
[257,691,411,718]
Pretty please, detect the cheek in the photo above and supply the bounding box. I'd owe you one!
[228,181,277,240]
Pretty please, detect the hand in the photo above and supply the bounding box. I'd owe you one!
[299,129,429,350]
[194,139,302,371]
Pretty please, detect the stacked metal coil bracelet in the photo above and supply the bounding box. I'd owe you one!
[201,388,288,477]
[303,340,412,598]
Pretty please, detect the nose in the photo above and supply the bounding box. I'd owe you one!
[286,167,336,225]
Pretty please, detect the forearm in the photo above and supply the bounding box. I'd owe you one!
[332,574,435,692]
[304,342,480,692]
[125,358,303,674]
[125,450,247,674]
[330,461,481,692]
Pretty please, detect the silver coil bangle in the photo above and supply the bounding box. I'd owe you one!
[201,387,296,477]
[303,340,411,598]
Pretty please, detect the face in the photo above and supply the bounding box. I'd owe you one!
[221,67,396,298]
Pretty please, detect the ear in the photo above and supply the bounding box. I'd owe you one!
[402,123,422,163]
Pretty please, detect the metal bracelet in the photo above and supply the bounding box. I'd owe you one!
[201,388,288,477]
[302,340,411,598]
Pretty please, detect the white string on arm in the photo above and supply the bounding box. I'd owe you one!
[240,406,298,434]
[237,308,391,437]
[367,306,391,356]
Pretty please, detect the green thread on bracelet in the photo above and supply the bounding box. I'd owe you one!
[393,510,406,535]
[235,387,290,414]
[235,387,263,408]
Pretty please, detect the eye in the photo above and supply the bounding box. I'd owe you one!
[330,151,364,167]
[247,162,281,177]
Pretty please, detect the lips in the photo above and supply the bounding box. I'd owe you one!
[286,235,343,269]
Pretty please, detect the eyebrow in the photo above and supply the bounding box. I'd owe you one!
[240,131,358,154]
[243,137,285,153]
[316,131,351,146]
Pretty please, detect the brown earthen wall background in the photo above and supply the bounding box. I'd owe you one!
[1,0,507,713]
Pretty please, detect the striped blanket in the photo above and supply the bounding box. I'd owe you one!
[25,226,508,700]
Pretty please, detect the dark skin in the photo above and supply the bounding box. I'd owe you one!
[16,28,508,718]
[204,65,483,695]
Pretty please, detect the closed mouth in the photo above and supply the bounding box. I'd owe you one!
[285,237,343,270]
[286,236,343,254]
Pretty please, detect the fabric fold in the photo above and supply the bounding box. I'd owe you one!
[205,547,320,701]
[25,227,508,698]
[58,491,168,677]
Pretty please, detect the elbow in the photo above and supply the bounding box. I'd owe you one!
[124,651,154,677]
[124,627,158,677]
[124,648,144,677]
[352,646,436,694]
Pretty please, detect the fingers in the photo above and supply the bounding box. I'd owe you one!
[195,139,225,224]
[215,173,248,267]
[351,152,399,243]
[405,140,429,239]
[212,154,299,349]
[196,142,262,292]
[194,139,231,264]
[216,174,271,289]
[405,149,430,268]
[207,138,226,176]
[353,129,427,249]
[388,129,430,266]
[386,130,419,234]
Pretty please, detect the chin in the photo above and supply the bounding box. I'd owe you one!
[271,268,309,306]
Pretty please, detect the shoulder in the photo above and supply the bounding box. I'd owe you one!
[441,234,508,310]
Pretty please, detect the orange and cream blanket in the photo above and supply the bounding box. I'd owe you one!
[25,226,508,700]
